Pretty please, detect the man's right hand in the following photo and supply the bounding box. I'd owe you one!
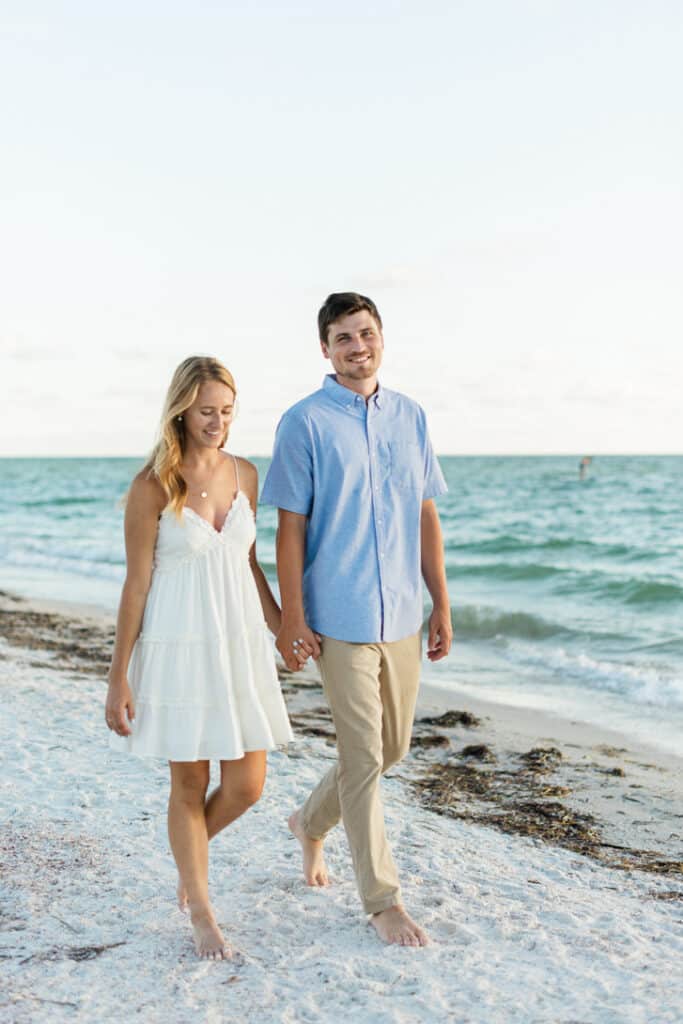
[276,622,321,671]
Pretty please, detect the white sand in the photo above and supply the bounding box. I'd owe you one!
[1,636,682,1023]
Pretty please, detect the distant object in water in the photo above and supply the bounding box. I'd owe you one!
[579,456,593,480]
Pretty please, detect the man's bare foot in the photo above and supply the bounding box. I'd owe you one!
[177,876,188,912]
[370,905,429,947]
[190,906,232,960]
[288,809,329,886]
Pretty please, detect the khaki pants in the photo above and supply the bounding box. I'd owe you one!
[301,632,422,915]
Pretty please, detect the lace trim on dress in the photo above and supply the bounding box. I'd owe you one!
[152,493,255,573]
[181,491,251,536]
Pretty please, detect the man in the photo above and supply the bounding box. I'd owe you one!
[261,292,451,947]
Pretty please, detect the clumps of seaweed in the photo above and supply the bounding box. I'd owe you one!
[613,853,683,875]
[489,801,601,847]
[0,603,115,677]
[278,669,323,692]
[648,890,683,901]
[460,744,496,762]
[420,710,482,728]
[409,708,483,754]
[412,734,451,751]
[288,705,336,742]
[413,744,683,878]
[21,942,126,964]
[519,746,563,771]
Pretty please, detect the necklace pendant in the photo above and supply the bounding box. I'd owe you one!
[200,490,208,498]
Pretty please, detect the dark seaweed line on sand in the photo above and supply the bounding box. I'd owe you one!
[412,742,683,883]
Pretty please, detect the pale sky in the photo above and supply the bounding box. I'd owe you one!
[1,1,682,456]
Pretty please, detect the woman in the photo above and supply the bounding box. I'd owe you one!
[105,356,305,960]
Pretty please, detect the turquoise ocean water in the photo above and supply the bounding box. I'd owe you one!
[1,456,681,756]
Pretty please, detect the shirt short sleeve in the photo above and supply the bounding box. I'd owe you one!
[421,411,448,501]
[260,410,314,515]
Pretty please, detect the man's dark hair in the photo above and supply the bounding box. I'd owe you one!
[317,292,383,345]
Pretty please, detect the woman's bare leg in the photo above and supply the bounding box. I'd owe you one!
[175,752,267,914]
[168,760,230,959]
[206,751,266,837]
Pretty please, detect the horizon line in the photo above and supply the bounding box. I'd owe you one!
[2,451,683,460]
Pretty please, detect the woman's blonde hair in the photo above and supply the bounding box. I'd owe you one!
[146,356,237,516]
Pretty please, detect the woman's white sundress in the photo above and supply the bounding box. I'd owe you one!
[110,456,293,761]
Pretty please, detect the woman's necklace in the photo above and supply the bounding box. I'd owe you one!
[185,455,222,499]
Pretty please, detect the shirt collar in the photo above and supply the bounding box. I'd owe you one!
[322,373,383,409]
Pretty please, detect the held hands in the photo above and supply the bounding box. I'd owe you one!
[427,606,453,662]
[276,620,321,672]
[105,676,136,736]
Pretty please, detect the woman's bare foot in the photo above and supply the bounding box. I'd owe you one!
[288,808,329,886]
[190,906,232,960]
[370,905,429,947]
[177,876,188,912]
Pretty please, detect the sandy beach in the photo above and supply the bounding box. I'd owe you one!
[1,589,682,1024]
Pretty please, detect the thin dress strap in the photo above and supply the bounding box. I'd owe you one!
[232,453,240,491]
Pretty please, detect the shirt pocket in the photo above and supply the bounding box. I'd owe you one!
[389,441,423,492]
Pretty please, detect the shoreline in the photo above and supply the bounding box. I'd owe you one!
[419,679,683,778]
[2,558,681,756]
[2,587,681,877]
[1,584,679,765]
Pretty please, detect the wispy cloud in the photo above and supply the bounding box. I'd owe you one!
[1,338,72,361]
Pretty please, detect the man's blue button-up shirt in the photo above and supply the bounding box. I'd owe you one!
[261,374,448,643]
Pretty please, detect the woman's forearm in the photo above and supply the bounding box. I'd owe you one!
[108,578,150,684]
